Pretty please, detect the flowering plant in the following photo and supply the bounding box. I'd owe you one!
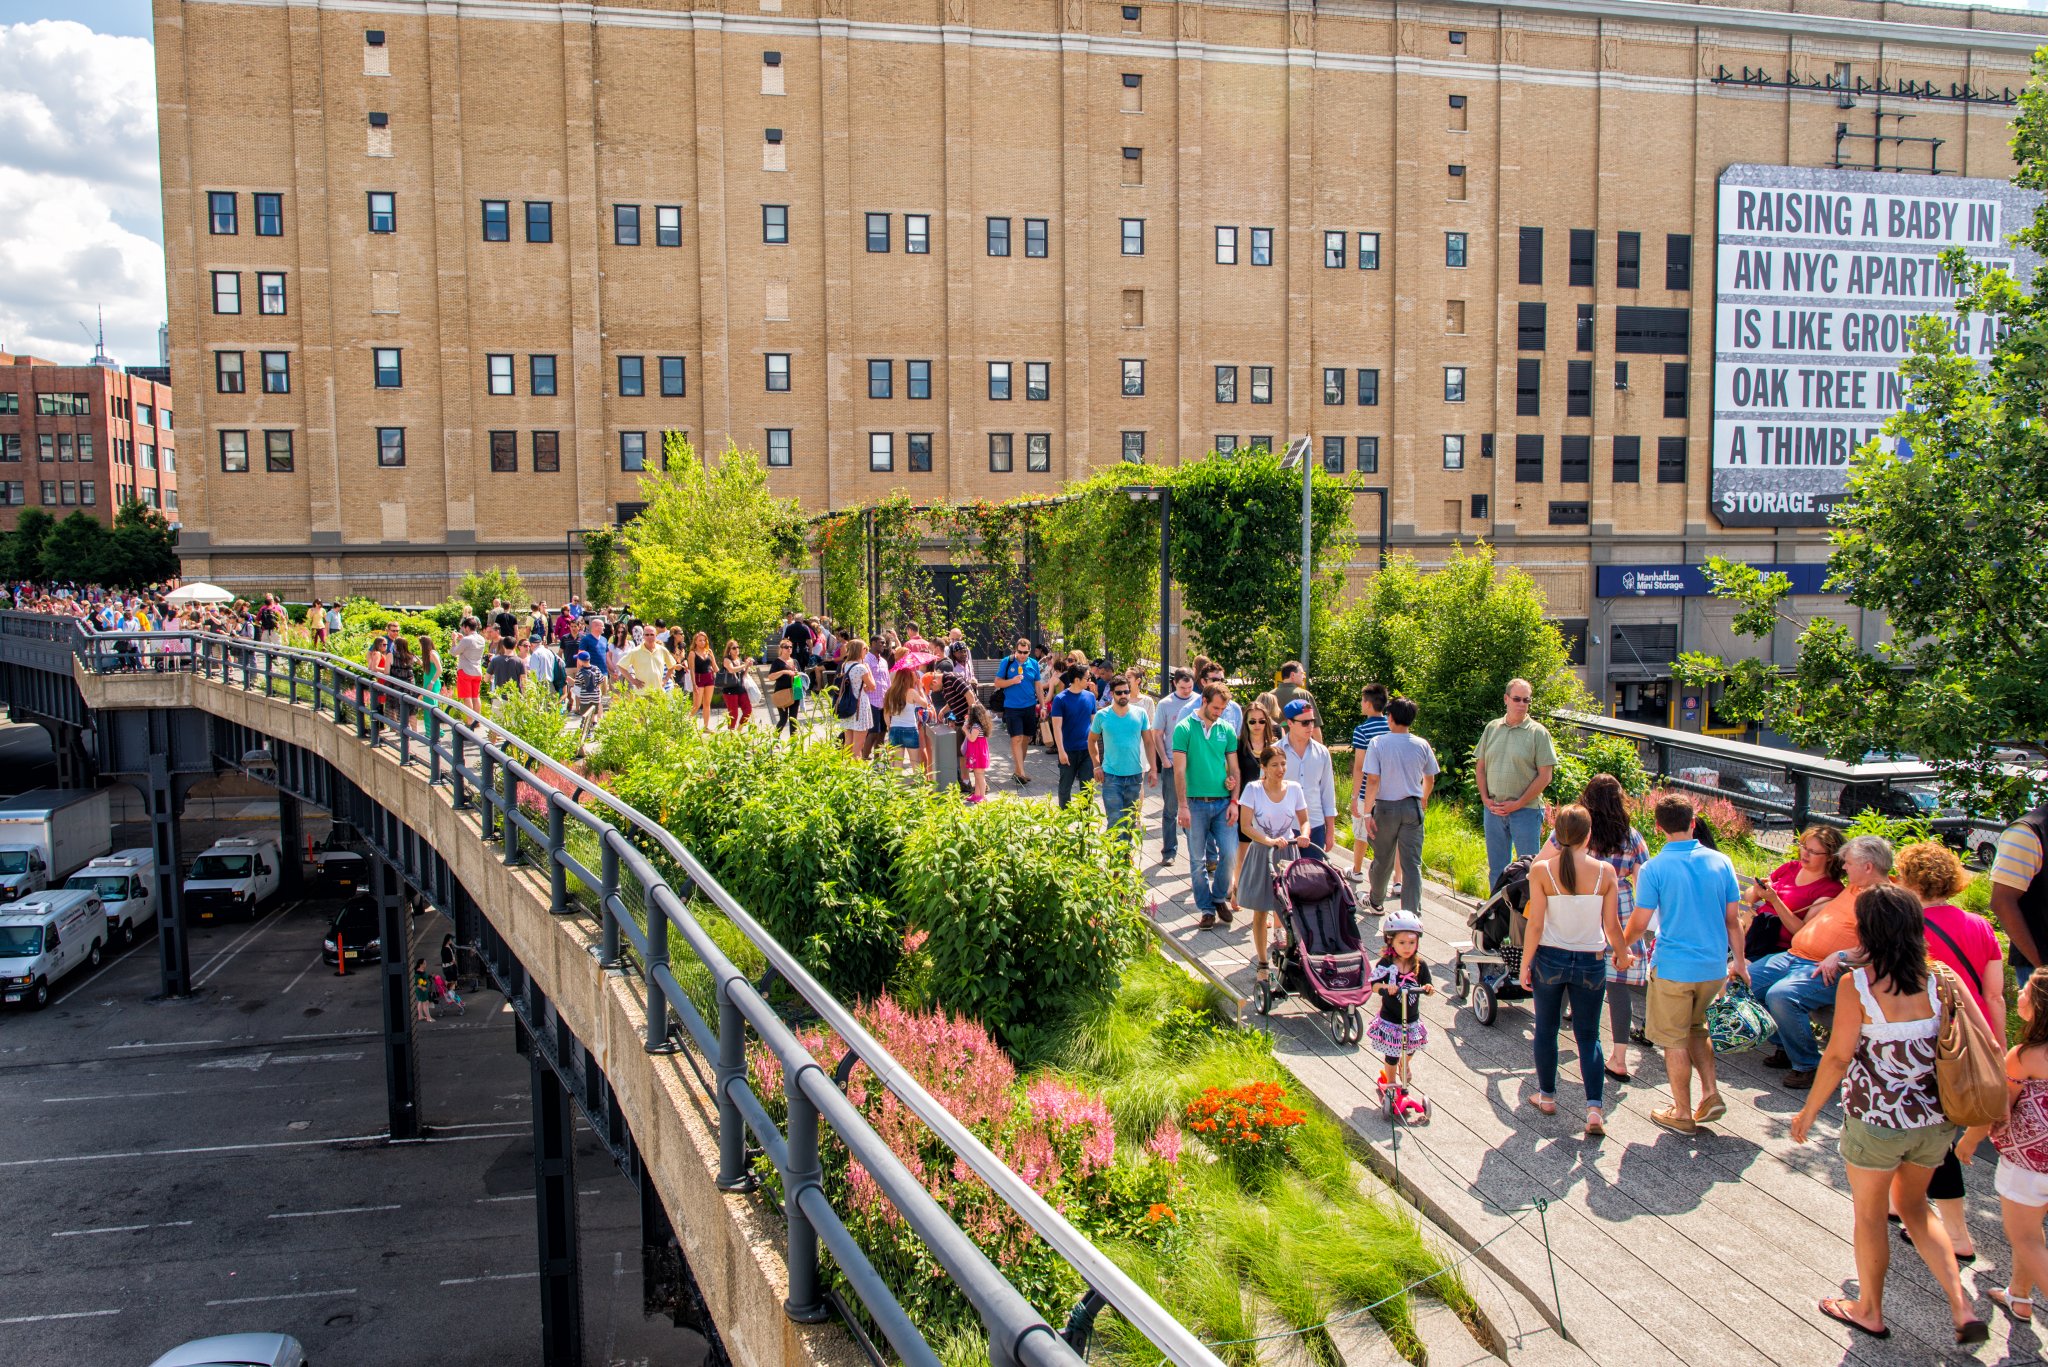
[1184,1081,1308,1170]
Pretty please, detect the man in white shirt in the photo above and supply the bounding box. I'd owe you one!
[1278,700,1338,850]
[526,636,559,695]
[452,617,488,708]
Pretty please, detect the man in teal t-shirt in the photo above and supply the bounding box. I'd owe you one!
[1089,677,1153,853]
[1173,684,1241,927]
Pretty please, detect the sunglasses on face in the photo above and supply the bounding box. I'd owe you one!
[1508,695,1532,704]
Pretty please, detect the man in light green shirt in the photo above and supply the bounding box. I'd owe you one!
[1473,677,1556,886]
[1173,684,1241,928]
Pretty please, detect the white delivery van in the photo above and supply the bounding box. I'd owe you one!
[182,837,283,924]
[0,888,106,1008]
[65,848,159,947]
[0,788,114,902]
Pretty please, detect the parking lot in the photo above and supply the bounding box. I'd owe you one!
[0,728,704,1366]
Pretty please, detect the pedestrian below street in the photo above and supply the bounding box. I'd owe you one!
[1240,746,1310,989]
[687,631,716,726]
[1279,700,1337,850]
[1473,678,1557,887]
[718,639,754,729]
[1272,662,1320,741]
[1174,683,1242,929]
[1790,885,1990,1347]
[1535,775,1654,1080]
[440,933,459,987]
[1152,669,1200,866]
[412,959,434,1023]
[994,637,1043,786]
[1347,683,1391,889]
[1991,800,2048,991]
[1089,674,1152,853]
[1049,667,1099,808]
[1751,836,1895,1091]
[1359,697,1439,916]
[1624,795,1746,1133]
[835,639,873,755]
[1521,804,1629,1137]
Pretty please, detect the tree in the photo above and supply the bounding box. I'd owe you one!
[39,510,111,584]
[1675,80,2048,821]
[97,499,180,588]
[455,565,526,622]
[618,438,802,647]
[2,508,55,581]
[580,526,620,612]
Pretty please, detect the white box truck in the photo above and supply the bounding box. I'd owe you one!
[0,888,106,1008]
[0,788,114,903]
[65,848,159,947]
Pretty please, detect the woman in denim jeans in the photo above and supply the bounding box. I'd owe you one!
[1520,804,1631,1138]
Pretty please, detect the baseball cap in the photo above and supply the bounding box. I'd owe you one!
[1281,699,1315,723]
[575,650,591,662]
[948,642,968,656]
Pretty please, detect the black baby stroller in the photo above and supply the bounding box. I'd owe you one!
[1256,848,1375,1045]
[1449,855,1534,1026]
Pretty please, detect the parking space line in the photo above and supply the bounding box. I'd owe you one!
[52,1221,193,1238]
[280,953,324,995]
[192,899,304,990]
[205,1288,357,1308]
[50,936,155,1008]
[44,1084,285,1104]
[439,1272,537,1286]
[108,1039,225,1051]
[281,1029,375,1041]
[0,1309,122,1324]
[267,1204,400,1221]
[0,1130,388,1168]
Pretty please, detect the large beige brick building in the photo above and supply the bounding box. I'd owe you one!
[155,0,2048,721]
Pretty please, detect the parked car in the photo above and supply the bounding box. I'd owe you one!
[182,837,283,923]
[65,848,158,946]
[0,888,105,1008]
[147,1333,307,1367]
[1837,781,1925,823]
[307,821,365,896]
[1673,766,1794,826]
[321,895,383,966]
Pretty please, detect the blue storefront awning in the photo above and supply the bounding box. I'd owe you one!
[1595,563,1842,598]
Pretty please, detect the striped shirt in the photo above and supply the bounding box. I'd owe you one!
[1350,714,1390,754]
[1993,825,2046,893]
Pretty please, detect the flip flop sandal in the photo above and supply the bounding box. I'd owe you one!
[1529,1093,1558,1116]
[1896,1224,1976,1263]
[1990,1287,2035,1323]
[1818,1299,1890,1340]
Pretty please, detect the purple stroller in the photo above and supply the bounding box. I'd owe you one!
[1256,848,1373,1045]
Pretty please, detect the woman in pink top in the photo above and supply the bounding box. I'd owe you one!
[1746,826,1846,956]
[1897,839,2005,1264]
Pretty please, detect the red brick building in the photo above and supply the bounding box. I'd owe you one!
[0,353,179,532]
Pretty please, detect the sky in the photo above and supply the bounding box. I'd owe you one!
[4,0,2048,368]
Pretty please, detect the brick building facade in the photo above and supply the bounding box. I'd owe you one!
[0,353,178,532]
[153,0,2048,719]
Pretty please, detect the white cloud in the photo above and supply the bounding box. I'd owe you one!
[0,20,163,367]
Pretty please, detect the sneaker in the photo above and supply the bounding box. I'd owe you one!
[1196,912,1217,929]
[1761,1047,1791,1069]
[1693,1092,1728,1124]
[1782,1069,1816,1091]
[1649,1106,1697,1135]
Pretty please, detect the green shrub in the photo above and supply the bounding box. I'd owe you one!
[457,566,526,624]
[1552,732,1650,805]
[489,680,579,765]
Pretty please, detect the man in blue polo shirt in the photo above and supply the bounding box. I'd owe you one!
[994,636,1043,787]
[1048,667,1098,808]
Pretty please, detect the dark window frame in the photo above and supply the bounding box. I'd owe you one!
[368,191,396,234]
[987,216,1012,257]
[208,191,237,235]
[1613,435,1641,483]
[617,355,645,397]
[1566,360,1591,417]
[377,427,405,468]
[489,429,519,473]
[1515,433,1544,484]
[660,355,686,397]
[1517,226,1542,284]
[615,204,641,246]
[1560,433,1590,483]
[481,200,509,241]
[533,431,561,472]
[1617,230,1641,288]
[869,359,893,400]
[525,200,554,243]
[254,192,284,237]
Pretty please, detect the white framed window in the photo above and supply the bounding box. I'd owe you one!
[869,432,893,471]
[487,354,514,395]
[258,272,286,315]
[211,272,240,314]
[1443,434,1466,469]
[905,214,930,254]
[1215,226,1237,264]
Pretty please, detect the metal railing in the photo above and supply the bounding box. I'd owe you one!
[0,613,1223,1367]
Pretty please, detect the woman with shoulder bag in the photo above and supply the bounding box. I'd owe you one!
[766,638,801,737]
[717,639,753,730]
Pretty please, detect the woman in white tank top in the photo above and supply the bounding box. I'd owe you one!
[1519,804,1629,1136]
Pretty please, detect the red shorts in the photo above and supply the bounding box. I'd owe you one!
[455,670,483,704]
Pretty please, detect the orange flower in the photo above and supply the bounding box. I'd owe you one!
[1145,1202,1177,1224]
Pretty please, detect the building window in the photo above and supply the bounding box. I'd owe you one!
[620,431,647,471]
[766,353,791,392]
[525,201,553,243]
[762,204,788,243]
[1446,232,1467,268]
[60,480,76,505]
[989,433,1014,472]
[211,272,240,315]
[1121,431,1145,464]
[1025,218,1048,258]
[487,354,515,395]
[1357,369,1379,406]
[1576,304,1594,352]
[1569,228,1594,287]
[0,393,13,416]
[1549,501,1589,526]
[1026,433,1050,471]
[1250,228,1272,266]
[1561,434,1590,483]
[1518,226,1543,284]
[1566,360,1591,417]
[1516,359,1539,415]
[766,428,791,467]
[1444,366,1465,402]
[1323,368,1344,406]
[1321,436,1345,473]
[209,191,237,235]
[1666,234,1693,290]
[1216,226,1238,265]
[368,191,396,233]
[80,480,95,505]
[265,430,294,472]
[533,431,560,472]
[908,359,932,400]
[40,480,55,505]
[1122,359,1144,396]
[1122,146,1143,184]
[219,430,249,472]
[656,206,682,247]
[1215,366,1237,403]
[617,355,644,397]
[1025,362,1049,401]
[1518,302,1546,350]
[1121,219,1144,255]
[1250,366,1272,404]
[490,430,518,472]
[1515,433,1544,483]
[1443,434,1465,470]
[869,359,893,399]
[615,204,641,245]
[1617,231,1640,288]
[377,427,405,467]
[1616,360,1630,391]
[254,192,284,236]
[482,200,509,241]
[1615,306,1691,354]
[866,212,890,252]
[1359,232,1381,270]
[1214,435,1238,455]
[215,351,245,394]
[905,214,929,254]
[869,432,893,471]
[1657,435,1687,483]
[988,362,1012,400]
[1324,231,1346,269]
[1663,362,1688,418]
[37,392,90,417]
[261,351,291,394]
[660,356,685,397]
[909,435,936,473]
[987,216,1011,256]
[1613,435,1640,483]
[374,348,402,388]
[530,355,556,396]
[1355,437,1379,474]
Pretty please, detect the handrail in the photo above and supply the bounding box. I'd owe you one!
[4,613,1223,1367]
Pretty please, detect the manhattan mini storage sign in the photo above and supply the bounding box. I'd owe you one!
[1713,165,2039,527]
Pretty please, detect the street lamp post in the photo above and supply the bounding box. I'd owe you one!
[1279,437,1314,673]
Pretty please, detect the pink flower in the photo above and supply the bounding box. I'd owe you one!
[1145,1117,1182,1165]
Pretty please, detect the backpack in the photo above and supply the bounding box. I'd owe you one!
[1930,960,2008,1127]
[834,664,859,719]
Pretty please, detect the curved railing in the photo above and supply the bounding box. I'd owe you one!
[1,615,1226,1367]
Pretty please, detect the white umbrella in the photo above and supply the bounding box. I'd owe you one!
[164,582,234,606]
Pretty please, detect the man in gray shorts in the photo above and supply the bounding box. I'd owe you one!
[1359,697,1440,915]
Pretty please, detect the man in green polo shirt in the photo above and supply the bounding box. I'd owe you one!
[1474,676,1557,887]
[1174,683,1241,928]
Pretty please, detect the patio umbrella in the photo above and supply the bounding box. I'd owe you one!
[164,582,234,605]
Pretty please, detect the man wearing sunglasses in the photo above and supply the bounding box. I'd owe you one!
[1278,700,1337,850]
[1474,678,1557,886]
[1090,677,1154,856]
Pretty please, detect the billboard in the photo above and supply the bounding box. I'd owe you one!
[1712,165,2040,527]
